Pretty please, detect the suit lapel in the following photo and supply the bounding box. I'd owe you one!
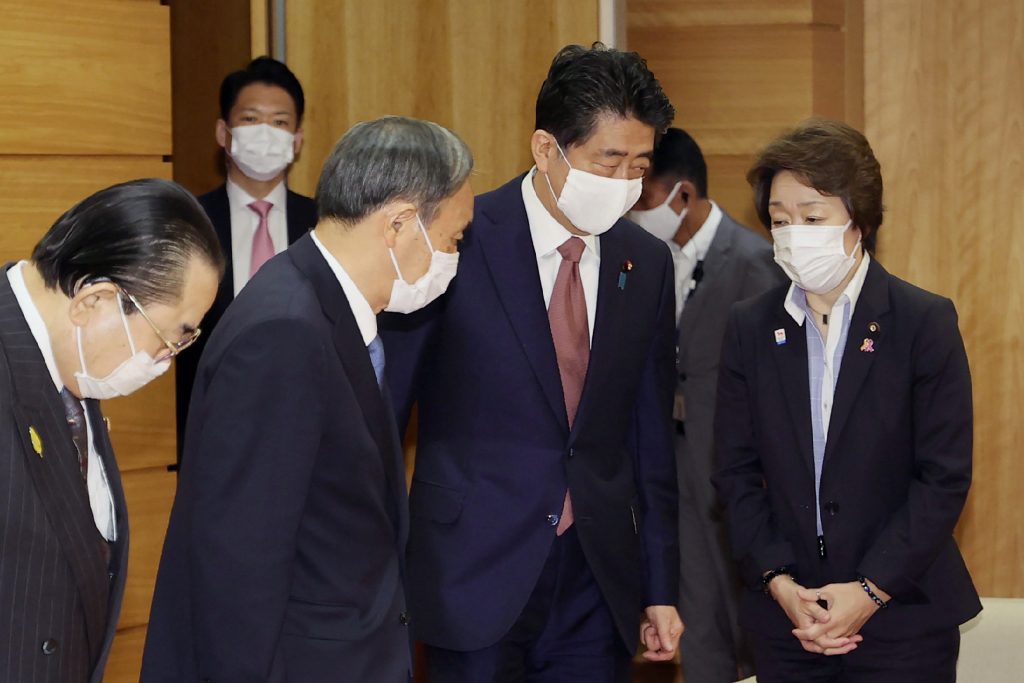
[285,189,314,243]
[286,236,404,534]
[677,218,735,356]
[571,225,632,436]
[206,185,235,316]
[825,259,890,457]
[477,179,568,432]
[0,273,109,657]
[770,295,816,477]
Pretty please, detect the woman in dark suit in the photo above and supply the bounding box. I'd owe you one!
[712,119,980,682]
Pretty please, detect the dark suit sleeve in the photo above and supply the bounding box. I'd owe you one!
[857,298,973,600]
[713,307,797,585]
[185,318,326,680]
[378,299,444,437]
[631,248,681,606]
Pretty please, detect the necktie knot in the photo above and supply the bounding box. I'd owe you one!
[556,236,586,264]
[248,199,273,219]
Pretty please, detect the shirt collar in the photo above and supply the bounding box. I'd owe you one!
[521,169,599,259]
[7,261,63,390]
[226,178,287,212]
[309,231,378,345]
[784,251,871,325]
[682,200,723,258]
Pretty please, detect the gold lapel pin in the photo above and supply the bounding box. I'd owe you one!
[29,426,43,458]
[868,321,880,333]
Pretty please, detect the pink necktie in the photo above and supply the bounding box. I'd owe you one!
[548,237,589,535]
[248,199,275,278]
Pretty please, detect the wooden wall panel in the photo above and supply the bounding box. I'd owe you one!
[0,157,172,261]
[285,0,601,197]
[628,0,859,231]
[0,1,171,155]
[105,625,147,683]
[864,0,1024,598]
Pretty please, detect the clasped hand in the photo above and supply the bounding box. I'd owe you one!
[770,578,885,656]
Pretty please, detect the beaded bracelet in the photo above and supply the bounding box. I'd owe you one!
[761,566,793,597]
[858,576,888,609]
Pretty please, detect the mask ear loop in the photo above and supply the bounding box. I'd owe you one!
[115,292,139,356]
[663,181,683,207]
[416,214,438,254]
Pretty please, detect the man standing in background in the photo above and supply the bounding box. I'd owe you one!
[627,127,784,683]
[174,56,318,458]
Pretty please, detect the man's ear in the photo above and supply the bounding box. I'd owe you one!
[293,128,304,158]
[381,201,419,248]
[216,119,230,150]
[67,282,119,328]
[531,130,557,175]
[676,179,700,211]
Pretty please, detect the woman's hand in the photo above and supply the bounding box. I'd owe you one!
[768,576,862,655]
[792,580,886,655]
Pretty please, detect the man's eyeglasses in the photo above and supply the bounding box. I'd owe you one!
[120,289,201,363]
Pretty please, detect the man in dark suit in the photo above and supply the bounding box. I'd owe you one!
[0,179,222,683]
[141,116,474,683]
[380,45,682,682]
[627,128,784,682]
[175,56,318,459]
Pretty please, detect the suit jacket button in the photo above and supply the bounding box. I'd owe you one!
[399,612,410,626]
[568,447,575,458]
[41,639,58,655]
[825,501,840,515]
[546,514,560,526]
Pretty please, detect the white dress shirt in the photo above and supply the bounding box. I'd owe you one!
[784,251,871,439]
[310,231,378,345]
[227,178,289,297]
[521,170,599,342]
[669,200,723,324]
[7,261,117,541]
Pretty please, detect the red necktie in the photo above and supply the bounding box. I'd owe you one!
[248,199,275,278]
[548,237,589,535]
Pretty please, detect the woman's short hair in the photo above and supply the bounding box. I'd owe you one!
[748,118,884,252]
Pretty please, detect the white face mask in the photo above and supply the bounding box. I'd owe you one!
[384,215,460,314]
[627,181,687,241]
[229,123,296,182]
[544,140,643,235]
[772,220,860,294]
[75,293,171,400]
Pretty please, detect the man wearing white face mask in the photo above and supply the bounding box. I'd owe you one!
[175,56,318,461]
[381,44,683,683]
[627,128,783,683]
[143,116,474,683]
[0,179,223,683]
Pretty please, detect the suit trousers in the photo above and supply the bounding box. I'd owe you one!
[750,625,960,683]
[426,526,631,683]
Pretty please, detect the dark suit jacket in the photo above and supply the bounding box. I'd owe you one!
[141,235,411,683]
[676,213,784,511]
[174,183,317,460]
[380,174,679,652]
[0,269,129,683]
[712,258,981,638]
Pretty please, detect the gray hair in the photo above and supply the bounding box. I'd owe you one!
[316,115,474,225]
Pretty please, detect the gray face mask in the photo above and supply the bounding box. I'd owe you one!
[74,292,171,399]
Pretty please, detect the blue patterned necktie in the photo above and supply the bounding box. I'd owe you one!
[367,335,386,389]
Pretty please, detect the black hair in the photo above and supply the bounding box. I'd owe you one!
[31,179,225,309]
[535,43,675,148]
[219,56,305,124]
[651,128,709,198]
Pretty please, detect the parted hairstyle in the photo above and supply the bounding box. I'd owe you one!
[748,118,884,252]
[535,43,675,149]
[32,178,225,310]
[316,116,474,225]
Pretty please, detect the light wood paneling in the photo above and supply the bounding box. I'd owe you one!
[865,0,1024,598]
[0,0,171,155]
[628,0,860,238]
[117,468,177,629]
[105,625,147,683]
[0,157,172,260]
[285,0,601,197]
